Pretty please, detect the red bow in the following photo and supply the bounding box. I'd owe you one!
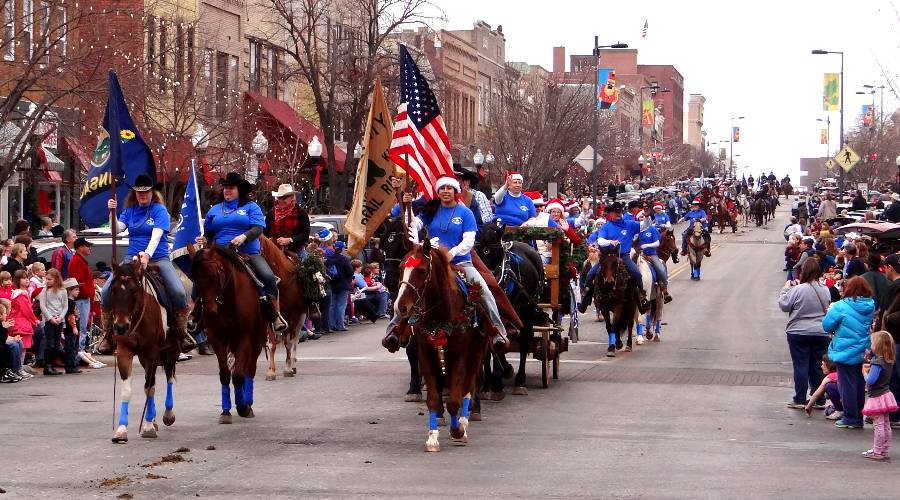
[404,256,422,269]
[428,329,448,349]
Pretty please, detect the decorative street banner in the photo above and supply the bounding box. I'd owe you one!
[345,79,403,255]
[80,71,156,227]
[823,73,840,111]
[732,126,740,143]
[641,99,654,125]
[821,128,828,145]
[597,68,619,110]
[862,105,874,128]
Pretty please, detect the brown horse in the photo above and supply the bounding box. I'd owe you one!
[394,239,489,452]
[687,221,708,280]
[593,250,639,357]
[259,236,306,381]
[190,244,268,423]
[657,229,679,264]
[107,260,178,443]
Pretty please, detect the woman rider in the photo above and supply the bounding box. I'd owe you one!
[196,172,288,333]
[98,174,195,353]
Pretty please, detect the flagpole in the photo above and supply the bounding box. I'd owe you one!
[108,72,119,267]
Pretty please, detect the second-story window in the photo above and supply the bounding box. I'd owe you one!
[158,20,167,91]
[249,40,259,91]
[215,51,228,118]
[55,5,65,59]
[22,0,32,61]
[3,0,14,61]
[174,23,184,87]
[268,46,277,97]
[146,16,155,70]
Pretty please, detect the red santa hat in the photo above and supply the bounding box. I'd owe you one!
[653,201,664,210]
[544,198,565,213]
[524,191,545,206]
[692,198,701,204]
[507,170,524,182]
[566,201,580,211]
[434,176,460,192]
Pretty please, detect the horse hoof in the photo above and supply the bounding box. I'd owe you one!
[111,425,128,444]
[451,431,468,445]
[625,345,633,352]
[425,442,440,452]
[437,417,447,427]
[490,390,506,401]
[470,412,482,422]
[636,335,645,345]
[404,392,423,402]
[654,335,661,342]
[606,347,616,358]
[425,430,440,452]
[219,412,232,425]
[512,386,528,396]
[283,370,295,378]
[645,332,655,341]
[141,425,158,439]
[163,410,175,427]
[265,374,276,381]
[237,405,253,418]
[615,341,624,350]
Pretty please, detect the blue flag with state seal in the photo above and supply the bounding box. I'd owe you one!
[79,71,156,227]
[171,160,203,274]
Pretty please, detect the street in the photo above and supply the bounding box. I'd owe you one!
[0,204,892,499]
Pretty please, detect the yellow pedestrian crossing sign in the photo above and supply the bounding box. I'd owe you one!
[824,158,836,170]
[834,146,860,172]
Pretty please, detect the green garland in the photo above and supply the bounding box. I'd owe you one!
[501,226,586,308]
[297,254,328,299]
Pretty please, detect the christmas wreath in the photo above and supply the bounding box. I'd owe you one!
[501,226,587,308]
[297,254,328,300]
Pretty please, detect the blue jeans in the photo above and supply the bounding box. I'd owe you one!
[836,362,865,426]
[372,291,389,317]
[585,253,643,291]
[6,339,23,371]
[101,258,188,310]
[75,298,91,352]
[786,334,829,404]
[329,289,350,331]
[247,254,279,297]
[647,255,668,285]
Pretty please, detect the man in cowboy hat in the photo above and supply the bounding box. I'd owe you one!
[265,183,310,254]
[453,164,493,226]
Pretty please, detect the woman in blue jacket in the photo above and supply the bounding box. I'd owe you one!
[823,276,875,429]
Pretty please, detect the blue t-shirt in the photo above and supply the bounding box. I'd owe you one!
[638,225,660,256]
[494,192,536,227]
[353,272,367,290]
[682,209,708,229]
[119,203,171,261]
[205,200,266,255]
[588,219,641,254]
[423,204,477,264]
[653,212,671,228]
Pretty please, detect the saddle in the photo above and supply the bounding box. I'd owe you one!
[217,246,266,290]
[144,265,174,330]
[470,253,524,330]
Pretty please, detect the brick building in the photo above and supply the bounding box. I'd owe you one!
[446,20,506,142]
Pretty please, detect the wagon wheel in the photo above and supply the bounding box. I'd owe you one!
[540,330,550,388]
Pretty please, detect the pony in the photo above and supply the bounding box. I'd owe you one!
[107,260,178,443]
[593,250,638,357]
[475,221,548,396]
[190,244,268,424]
[686,220,708,280]
[394,239,490,452]
[634,253,664,344]
[259,236,307,381]
[657,229,679,265]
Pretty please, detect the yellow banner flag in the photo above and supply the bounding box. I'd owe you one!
[823,73,840,111]
[345,79,402,255]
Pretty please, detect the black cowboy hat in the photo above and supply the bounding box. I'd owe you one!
[627,200,644,210]
[219,171,253,193]
[453,164,480,187]
[604,202,624,213]
[130,174,155,192]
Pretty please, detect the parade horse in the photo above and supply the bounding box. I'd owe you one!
[781,180,793,199]
[107,260,178,443]
[752,195,768,227]
[686,220,708,280]
[657,229,679,265]
[634,252,664,343]
[709,196,732,234]
[593,249,639,357]
[475,221,550,396]
[766,194,779,221]
[394,239,490,451]
[259,236,307,381]
[738,194,752,227]
[190,244,268,423]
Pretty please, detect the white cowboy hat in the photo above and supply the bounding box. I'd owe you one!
[271,184,296,198]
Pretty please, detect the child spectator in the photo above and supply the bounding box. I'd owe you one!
[37,269,67,376]
[8,270,38,358]
[0,299,25,382]
[785,234,801,278]
[805,354,842,420]
[61,277,104,369]
[29,262,46,296]
[364,263,390,318]
[350,259,377,322]
[861,331,898,460]
[0,271,12,301]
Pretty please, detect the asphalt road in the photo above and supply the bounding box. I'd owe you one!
[1,203,894,499]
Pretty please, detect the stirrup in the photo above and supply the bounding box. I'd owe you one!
[272,314,289,334]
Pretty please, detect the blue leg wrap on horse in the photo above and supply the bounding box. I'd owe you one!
[461,396,471,418]
[451,414,459,429]
[636,323,644,336]
[244,378,254,406]
[429,411,438,431]
[165,382,174,410]
[646,316,652,329]
[146,396,156,422]
[118,401,129,427]
[655,321,661,333]
[221,385,232,412]
[608,333,617,346]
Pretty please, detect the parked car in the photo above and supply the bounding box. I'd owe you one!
[310,214,348,240]
[33,234,129,270]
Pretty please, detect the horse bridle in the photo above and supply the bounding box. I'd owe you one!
[399,253,434,320]
[111,274,150,337]
[194,248,234,306]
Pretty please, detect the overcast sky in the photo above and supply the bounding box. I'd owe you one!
[426,0,900,180]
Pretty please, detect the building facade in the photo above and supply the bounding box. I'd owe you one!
[636,64,684,148]
[686,94,706,149]
[446,20,506,142]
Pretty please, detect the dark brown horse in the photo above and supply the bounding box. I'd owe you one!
[259,236,306,381]
[394,239,489,452]
[593,250,638,357]
[190,244,268,423]
[107,260,178,443]
[657,229,679,264]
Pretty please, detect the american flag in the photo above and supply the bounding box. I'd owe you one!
[642,20,648,38]
[389,45,453,200]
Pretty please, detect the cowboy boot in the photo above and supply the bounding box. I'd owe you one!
[175,308,198,353]
[660,281,673,304]
[187,301,202,334]
[270,296,289,333]
[488,322,509,354]
[97,310,116,355]
[635,282,650,313]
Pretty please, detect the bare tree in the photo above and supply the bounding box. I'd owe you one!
[845,110,900,188]
[263,0,436,212]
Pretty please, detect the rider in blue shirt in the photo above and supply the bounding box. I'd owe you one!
[493,173,536,226]
[580,202,650,313]
[198,172,288,333]
[680,198,712,257]
[652,201,677,263]
[99,174,194,354]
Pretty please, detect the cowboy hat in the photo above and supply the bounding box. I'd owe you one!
[62,278,80,289]
[271,184,296,199]
[130,174,155,192]
[452,165,480,186]
[219,172,253,193]
[604,202,624,213]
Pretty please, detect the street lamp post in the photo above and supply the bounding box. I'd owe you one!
[730,116,744,181]
[592,37,629,210]
[191,123,210,205]
[307,135,323,211]
[249,130,268,186]
[812,49,844,192]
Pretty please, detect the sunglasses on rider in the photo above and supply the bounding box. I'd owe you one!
[277,195,293,201]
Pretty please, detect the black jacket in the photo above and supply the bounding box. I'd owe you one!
[326,252,354,292]
[845,257,867,279]
[884,202,900,223]
[879,278,900,340]
[851,196,868,211]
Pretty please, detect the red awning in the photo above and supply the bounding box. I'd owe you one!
[245,91,346,172]
[63,136,92,172]
[44,170,62,182]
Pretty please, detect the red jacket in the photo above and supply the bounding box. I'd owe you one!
[68,253,95,306]
[8,290,37,347]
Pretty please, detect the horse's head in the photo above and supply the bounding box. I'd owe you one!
[596,248,623,288]
[692,220,703,236]
[381,216,412,297]
[190,243,228,317]
[475,220,505,268]
[394,237,437,319]
[107,259,146,336]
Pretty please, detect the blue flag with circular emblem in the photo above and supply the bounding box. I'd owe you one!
[79,71,157,227]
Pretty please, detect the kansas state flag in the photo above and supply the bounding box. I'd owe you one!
[79,71,156,227]
[171,160,203,274]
